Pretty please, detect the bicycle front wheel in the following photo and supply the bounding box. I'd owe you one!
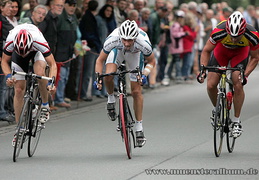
[28,86,42,157]
[119,94,132,159]
[213,93,225,157]
[13,98,30,162]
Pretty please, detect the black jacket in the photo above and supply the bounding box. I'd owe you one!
[55,9,78,67]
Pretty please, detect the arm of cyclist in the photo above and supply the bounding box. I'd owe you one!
[94,50,109,90]
[44,54,57,94]
[141,52,156,85]
[197,40,216,83]
[244,49,259,78]
[1,53,17,87]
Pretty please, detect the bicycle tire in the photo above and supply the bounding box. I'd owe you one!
[119,94,132,159]
[226,108,236,153]
[13,98,30,162]
[28,86,42,157]
[213,92,225,157]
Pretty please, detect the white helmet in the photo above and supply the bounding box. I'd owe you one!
[226,11,246,37]
[119,20,139,40]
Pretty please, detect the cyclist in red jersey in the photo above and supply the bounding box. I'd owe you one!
[198,11,259,138]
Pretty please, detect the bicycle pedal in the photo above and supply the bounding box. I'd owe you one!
[39,124,46,129]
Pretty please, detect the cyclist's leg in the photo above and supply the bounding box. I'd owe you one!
[104,50,121,120]
[11,60,27,124]
[130,81,143,123]
[207,52,226,107]
[33,52,48,105]
[33,52,50,123]
[13,80,26,123]
[230,48,249,119]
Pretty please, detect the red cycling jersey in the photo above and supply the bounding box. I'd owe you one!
[208,20,259,67]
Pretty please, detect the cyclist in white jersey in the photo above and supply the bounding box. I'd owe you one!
[1,24,57,127]
[94,20,156,147]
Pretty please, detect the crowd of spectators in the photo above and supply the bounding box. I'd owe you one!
[1,0,259,122]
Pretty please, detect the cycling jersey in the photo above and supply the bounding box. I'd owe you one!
[103,28,152,56]
[208,21,259,68]
[209,21,259,50]
[3,23,51,57]
[104,28,153,82]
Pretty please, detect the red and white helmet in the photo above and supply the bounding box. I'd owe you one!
[13,29,33,57]
[226,11,247,37]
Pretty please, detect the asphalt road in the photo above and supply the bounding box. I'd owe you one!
[0,68,259,180]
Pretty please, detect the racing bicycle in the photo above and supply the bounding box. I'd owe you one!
[198,65,245,157]
[12,70,54,162]
[96,65,143,159]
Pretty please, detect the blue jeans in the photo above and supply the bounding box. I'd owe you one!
[167,54,181,78]
[80,49,98,99]
[157,45,169,82]
[55,66,70,104]
[181,52,193,78]
[0,68,7,117]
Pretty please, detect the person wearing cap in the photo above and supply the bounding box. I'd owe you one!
[197,11,259,138]
[54,0,78,108]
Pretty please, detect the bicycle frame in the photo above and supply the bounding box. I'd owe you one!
[12,70,53,162]
[98,65,142,159]
[198,65,244,157]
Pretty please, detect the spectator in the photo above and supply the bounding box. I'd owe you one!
[139,7,151,34]
[165,10,186,84]
[0,0,15,122]
[39,0,64,54]
[181,12,197,82]
[148,4,168,88]
[94,4,114,98]
[38,0,64,111]
[6,0,20,26]
[80,0,89,18]
[19,5,48,26]
[20,0,38,19]
[134,0,145,13]
[128,9,139,23]
[54,0,78,107]
[113,0,127,27]
[79,0,101,101]
[157,0,173,83]
[203,9,217,48]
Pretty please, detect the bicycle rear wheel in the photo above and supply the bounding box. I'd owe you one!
[226,109,236,153]
[13,98,30,162]
[28,86,42,157]
[119,94,132,159]
[213,93,225,157]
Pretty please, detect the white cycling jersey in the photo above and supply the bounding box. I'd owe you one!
[4,23,51,57]
[104,28,153,82]
[103,28,152,56]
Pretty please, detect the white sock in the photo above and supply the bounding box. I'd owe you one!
[42,102,49,109]
[135,120,143,132]
[232,116,240,123]
[107,93,115,103]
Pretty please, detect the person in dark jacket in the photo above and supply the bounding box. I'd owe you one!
[79,0,101,101]
[39,0,65,55]
[54,0,78,107]
[0,0,15,122]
